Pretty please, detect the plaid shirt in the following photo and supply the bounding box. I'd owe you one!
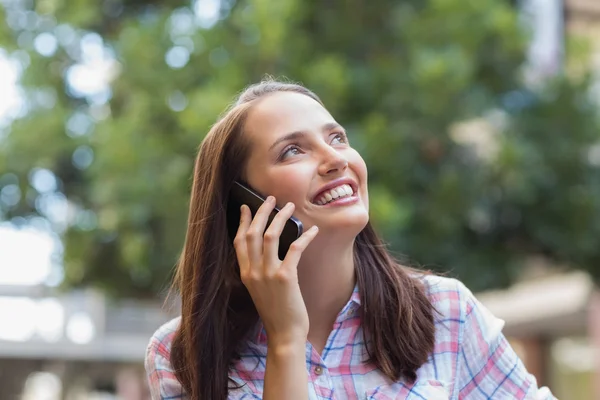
[145,275,556,399]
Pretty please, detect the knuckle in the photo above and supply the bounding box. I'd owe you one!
[233,235,243,247]
[239,270,250,282]
[263,231,277,242]
[245,229,260,240]
[241,270,261,283]
[274,270,291,283]
[289,242,303,252]
[248,271,262,282]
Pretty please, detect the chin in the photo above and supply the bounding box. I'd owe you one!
[313,209,369,237]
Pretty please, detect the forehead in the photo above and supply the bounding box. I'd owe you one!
[244,92,335,146]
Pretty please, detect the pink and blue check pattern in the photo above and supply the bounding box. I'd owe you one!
[145,275,556,399]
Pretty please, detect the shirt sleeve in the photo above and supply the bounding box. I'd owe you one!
[144,331,263,400]
[145,335,188,400]
[456,282,557,400]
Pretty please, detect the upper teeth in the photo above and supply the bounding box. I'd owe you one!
[315,184,354,205]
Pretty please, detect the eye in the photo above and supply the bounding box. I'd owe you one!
[279,145,302,161]
[331,132,348,145]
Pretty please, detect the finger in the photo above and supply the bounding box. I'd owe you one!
[263,202,296,267]
[233,205,251,276]
[245,196,276,267]
[281,225,319,273]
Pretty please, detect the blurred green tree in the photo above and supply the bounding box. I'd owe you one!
[0,0,598,298]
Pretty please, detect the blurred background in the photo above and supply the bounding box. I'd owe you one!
[0,0,599,398]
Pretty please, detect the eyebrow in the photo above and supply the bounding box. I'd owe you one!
[268,122,344,152]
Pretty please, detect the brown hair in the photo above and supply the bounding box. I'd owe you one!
[170,78,435,399]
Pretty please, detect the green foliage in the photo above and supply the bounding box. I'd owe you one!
[1,0,599,298]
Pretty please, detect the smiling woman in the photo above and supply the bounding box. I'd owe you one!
[144,78,556,400]
[242,91,369,239]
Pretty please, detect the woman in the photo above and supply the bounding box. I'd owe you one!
[145,79,555,399]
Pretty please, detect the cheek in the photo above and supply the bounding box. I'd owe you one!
[256,168,311,206]
[349,150,368,184]
[349,151,369,205]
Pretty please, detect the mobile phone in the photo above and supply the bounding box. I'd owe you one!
[227,181,304,260]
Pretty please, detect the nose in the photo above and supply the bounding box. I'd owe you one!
[318,146,348,176]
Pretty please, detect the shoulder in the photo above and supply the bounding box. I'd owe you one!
[145,316,180,369]
[416,274,504,329]
[145,317,185,398]
[418,274,472,311]
[147,317,180,355]
[417,274,505,342]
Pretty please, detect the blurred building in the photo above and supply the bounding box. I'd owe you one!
[0,284,176,399]
[564,0,600,72]
[1,270,597,400]
[522,0,600,82]
[565,0,600,42]
[478,270,599,400]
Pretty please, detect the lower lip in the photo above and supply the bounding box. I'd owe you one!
[314,194,359,207]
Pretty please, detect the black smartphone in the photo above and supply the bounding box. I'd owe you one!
[227,181,304,260]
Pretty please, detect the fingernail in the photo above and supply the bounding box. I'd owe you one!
[266,196,275,203]
[286,202,294,208]
[311,225,319,232]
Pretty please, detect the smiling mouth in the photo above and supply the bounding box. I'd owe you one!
[313,184,355,205]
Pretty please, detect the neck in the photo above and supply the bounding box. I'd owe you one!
[297,235,356,335]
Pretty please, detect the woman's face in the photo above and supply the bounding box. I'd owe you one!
[242,91,369,236]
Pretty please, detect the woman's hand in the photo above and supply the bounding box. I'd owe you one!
[234,196,319,347]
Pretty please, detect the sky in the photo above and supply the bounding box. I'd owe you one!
[0,49,55,286]
[0,224,55,285]
[0,37,75,287]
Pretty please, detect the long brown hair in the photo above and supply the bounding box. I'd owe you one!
[170,78,435,399]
